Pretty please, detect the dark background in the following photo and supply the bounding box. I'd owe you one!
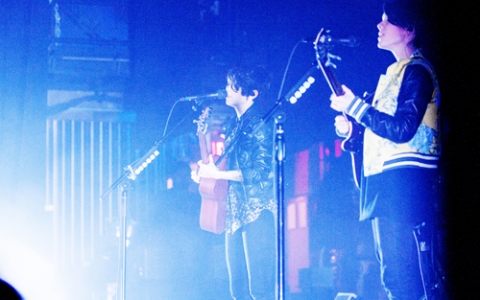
[0,0,479,298]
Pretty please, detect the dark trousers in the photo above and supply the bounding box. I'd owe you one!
[371,217,425,300]
[362,168,440,300]
[225,210,276,300]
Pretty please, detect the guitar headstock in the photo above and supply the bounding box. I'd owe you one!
[314,29,341,69]
[313,28,344,96]
[194,107,212,135]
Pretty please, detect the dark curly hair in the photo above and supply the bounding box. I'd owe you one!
[226,66,271,99]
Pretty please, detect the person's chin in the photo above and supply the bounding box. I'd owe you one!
[377,43,387,50]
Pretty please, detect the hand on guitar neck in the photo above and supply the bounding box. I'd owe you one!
[329,84,365,153]
[329,85,362,150]
[329,84,356,139]
[329,84,356,113]
[329,85,364,188]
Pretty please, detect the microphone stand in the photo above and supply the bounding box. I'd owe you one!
[99,100,198,300]
[99,136,165,300]
[215,65,319,300]
[274,111,287,300]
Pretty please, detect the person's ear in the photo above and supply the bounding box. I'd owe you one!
[405,28,416,43]
[250,90,259,101]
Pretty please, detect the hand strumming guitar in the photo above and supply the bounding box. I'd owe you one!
[334,115,352,137]
[192,154,243,183]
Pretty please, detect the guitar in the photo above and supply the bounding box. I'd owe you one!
[314,28,364,188]
[195,107,228,234]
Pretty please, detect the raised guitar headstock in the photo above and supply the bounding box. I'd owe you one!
[194,107,212,135]
[314,28,344,96]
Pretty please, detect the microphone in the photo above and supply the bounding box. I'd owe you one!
[302,35,360,47]
[326,36,359,47]
[180,89,227,101]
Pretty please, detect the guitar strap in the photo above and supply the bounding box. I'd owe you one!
[214,117,258,167]
[214,137,236,167]
[214,120,241,167]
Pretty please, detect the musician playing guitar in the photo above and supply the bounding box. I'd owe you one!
[328,0,443,298]
[191,66,276,300]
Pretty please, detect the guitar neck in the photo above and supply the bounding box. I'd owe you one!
[319,63,344,96]
[198,131,210,164]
